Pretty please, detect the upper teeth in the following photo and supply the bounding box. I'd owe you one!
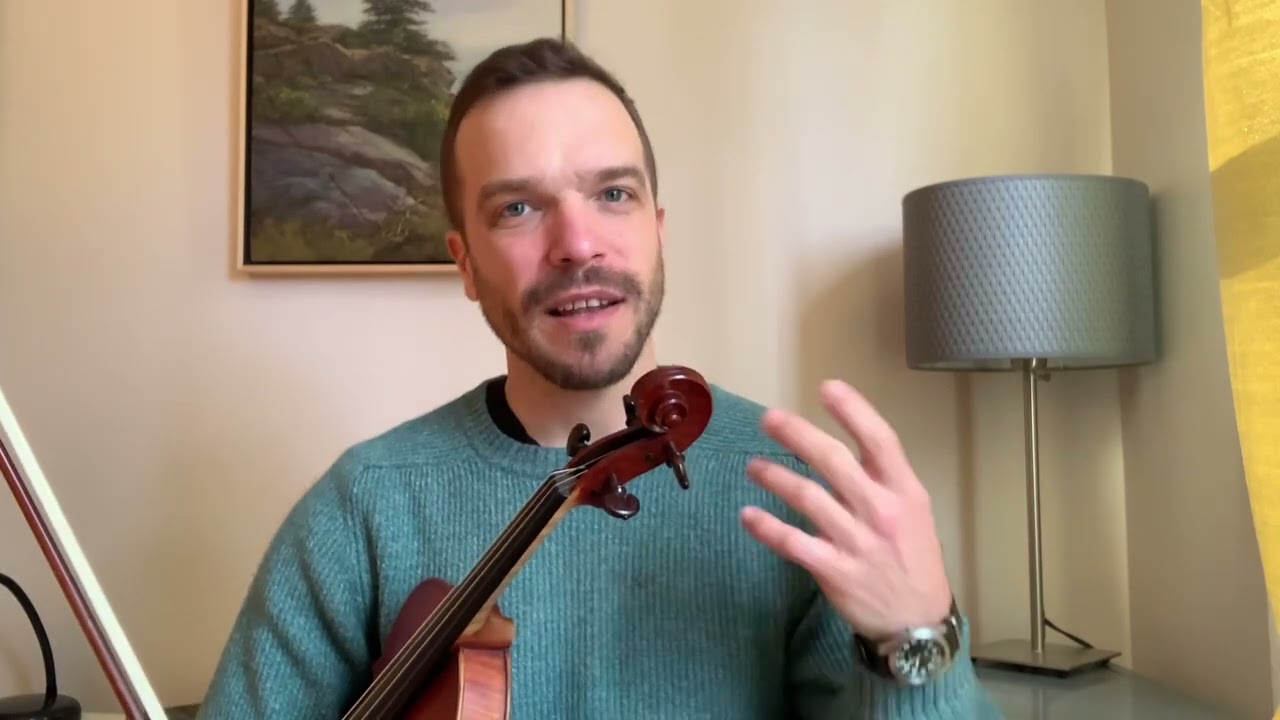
[558,298,609,313]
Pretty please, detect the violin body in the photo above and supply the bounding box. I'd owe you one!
[340,365,713,720]
[372,578,514,719]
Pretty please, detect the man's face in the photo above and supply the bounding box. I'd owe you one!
[446,78,665,391]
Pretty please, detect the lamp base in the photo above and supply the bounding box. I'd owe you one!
[0,693,81,720]
[972,639,1119,677]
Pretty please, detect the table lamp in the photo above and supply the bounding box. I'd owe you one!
[900,173,1158,676]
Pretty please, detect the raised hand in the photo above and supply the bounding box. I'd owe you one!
[740,379,953,641]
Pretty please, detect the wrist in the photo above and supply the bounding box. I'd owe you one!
[853,597,961,686]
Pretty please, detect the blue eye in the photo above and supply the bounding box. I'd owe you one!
[501,201,529,217]
[602,188,629,202]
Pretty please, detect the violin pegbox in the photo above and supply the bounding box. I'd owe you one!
[559,366,713,521]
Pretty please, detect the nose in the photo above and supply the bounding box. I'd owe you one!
[546,197,604,267]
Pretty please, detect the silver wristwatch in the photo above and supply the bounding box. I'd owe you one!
[853,598,961,686]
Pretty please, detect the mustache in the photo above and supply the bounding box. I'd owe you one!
[521,265,645,314]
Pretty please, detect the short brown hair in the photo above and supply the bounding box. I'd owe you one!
[439,38,658,232]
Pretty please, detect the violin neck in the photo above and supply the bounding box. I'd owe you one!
[412,469,579,655]
[342,467,582,719]
[463,486,579,635]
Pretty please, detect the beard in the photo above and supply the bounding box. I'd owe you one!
[473,254,665,391]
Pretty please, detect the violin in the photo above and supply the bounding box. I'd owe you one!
[338,364,714,719]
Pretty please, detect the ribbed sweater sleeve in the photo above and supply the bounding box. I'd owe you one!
[196,452,375,719]
[788,586,1001,718]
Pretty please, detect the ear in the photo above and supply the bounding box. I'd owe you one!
[655,205,666,251]
[446,229,478,301]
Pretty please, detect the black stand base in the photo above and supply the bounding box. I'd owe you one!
[972,639,1120,678]
[0,694,81,720]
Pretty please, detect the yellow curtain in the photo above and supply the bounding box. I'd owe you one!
[1201,2,1280,711]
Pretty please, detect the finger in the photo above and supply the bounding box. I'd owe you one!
[745,458,874,552]
[739,505,852,582]
[760,408,880,512]
[819,380,913,485]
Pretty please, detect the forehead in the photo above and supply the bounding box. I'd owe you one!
[453,78,647,197]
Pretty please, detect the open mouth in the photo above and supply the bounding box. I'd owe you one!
[547,297,624,317]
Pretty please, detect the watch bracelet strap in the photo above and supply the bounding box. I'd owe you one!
[853,597,961,680]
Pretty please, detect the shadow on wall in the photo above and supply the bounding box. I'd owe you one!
[1211,132,1280,280]
[788,239,981,624]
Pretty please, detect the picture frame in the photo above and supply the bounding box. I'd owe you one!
[234,0,573,276]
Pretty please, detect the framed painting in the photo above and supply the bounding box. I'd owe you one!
[235,0,571,275]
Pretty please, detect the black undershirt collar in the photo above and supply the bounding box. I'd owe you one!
[484,376,538,445]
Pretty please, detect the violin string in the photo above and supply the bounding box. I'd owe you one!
[346,460,597,717]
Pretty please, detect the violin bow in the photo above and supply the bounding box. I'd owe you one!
[0,382,168,719]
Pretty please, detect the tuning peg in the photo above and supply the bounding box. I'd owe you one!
[566,423,591,457]
[664,440,689,489]
[599,473,640,519]
[623,394,639,427]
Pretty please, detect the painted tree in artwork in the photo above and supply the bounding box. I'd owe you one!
[247,0,462,264]
[254,0,281,20]
[358,0,455,61]
[286,0,317,25]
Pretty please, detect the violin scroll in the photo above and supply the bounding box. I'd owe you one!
[562,365,712,519]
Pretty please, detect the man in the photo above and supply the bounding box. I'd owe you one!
[198,38,1001,719]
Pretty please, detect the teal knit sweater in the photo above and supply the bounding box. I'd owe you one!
[196,379,1001,719]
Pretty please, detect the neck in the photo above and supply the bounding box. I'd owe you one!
[503,346,658,448]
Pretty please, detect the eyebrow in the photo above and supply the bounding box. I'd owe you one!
[474,164,648,211]
[587,164,647,189]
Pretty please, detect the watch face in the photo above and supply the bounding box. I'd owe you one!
[892,633,951,685]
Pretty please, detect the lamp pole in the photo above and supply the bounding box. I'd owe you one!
[1023,357,1046,655]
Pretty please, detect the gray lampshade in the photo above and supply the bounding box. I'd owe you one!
[902,174,1158,371]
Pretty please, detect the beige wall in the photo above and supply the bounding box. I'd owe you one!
[0,0,1266,715]
[1105,0,1272,717]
